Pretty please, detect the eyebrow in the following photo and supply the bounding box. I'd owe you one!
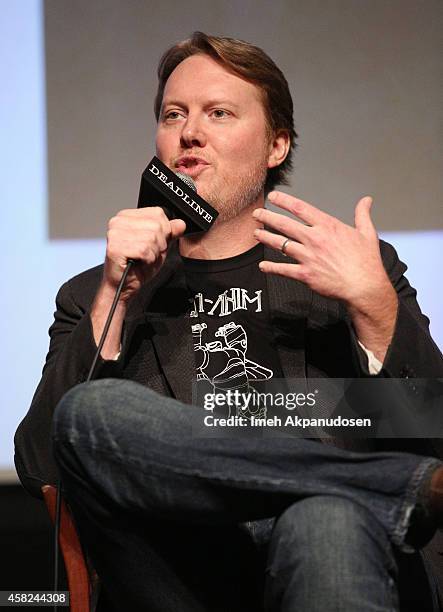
[161,98,240,111]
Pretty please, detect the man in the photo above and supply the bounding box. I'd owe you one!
[15,32,443,611]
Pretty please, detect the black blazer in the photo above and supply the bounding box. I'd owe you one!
[15,239,443,495]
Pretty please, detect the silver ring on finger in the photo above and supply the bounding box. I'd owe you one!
[281,238,292,256]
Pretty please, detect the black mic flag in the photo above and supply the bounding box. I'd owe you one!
[138,156,218,234]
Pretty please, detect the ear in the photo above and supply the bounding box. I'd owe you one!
[267,130,290,170]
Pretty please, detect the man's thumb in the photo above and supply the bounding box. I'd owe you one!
[354,196,376,237]
[170,218,187,239]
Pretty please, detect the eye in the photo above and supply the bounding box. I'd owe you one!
[211,109,230,119]
[163,110,183,121]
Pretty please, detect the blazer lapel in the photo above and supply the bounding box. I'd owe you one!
[146,253,195,404]
[150,315,194,404]
[264,246,311,381]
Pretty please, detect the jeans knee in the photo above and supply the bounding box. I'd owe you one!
[265,496,399,611]
[52,378,193,461]
[268,495,394,575]
[53,379,117,443]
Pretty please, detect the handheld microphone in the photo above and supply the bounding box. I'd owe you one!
[138,155,218,233]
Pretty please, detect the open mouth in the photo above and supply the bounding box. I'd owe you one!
[176,157,210,178]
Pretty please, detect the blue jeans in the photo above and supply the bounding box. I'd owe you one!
[52,379,440,611]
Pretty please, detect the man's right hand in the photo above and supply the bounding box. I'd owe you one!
[103,207,186,303]
[90,207,186,358]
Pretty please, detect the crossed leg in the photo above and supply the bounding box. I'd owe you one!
[52,379,440,611]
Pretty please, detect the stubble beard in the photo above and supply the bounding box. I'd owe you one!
[199,157,269,223]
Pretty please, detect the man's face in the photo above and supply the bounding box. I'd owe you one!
[156,54,273,221]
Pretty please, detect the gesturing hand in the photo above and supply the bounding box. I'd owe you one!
[253,191,392,311]
[252,191,398,362]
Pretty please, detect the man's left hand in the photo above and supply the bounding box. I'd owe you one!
[252,191,398,363]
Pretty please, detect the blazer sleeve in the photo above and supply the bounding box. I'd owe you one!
[14,273,123,498]
[351,240,443,378]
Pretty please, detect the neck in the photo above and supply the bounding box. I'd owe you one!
[179,197,265,260]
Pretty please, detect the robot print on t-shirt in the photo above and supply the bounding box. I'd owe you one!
[190,288,273,418]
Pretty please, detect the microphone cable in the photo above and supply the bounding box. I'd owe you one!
[52,259,134,610]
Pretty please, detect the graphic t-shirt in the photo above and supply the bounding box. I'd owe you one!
[183,244,283,418]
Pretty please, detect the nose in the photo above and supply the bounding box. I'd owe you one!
[180,113,207,149]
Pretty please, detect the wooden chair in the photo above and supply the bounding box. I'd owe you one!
[42,484,96,612]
